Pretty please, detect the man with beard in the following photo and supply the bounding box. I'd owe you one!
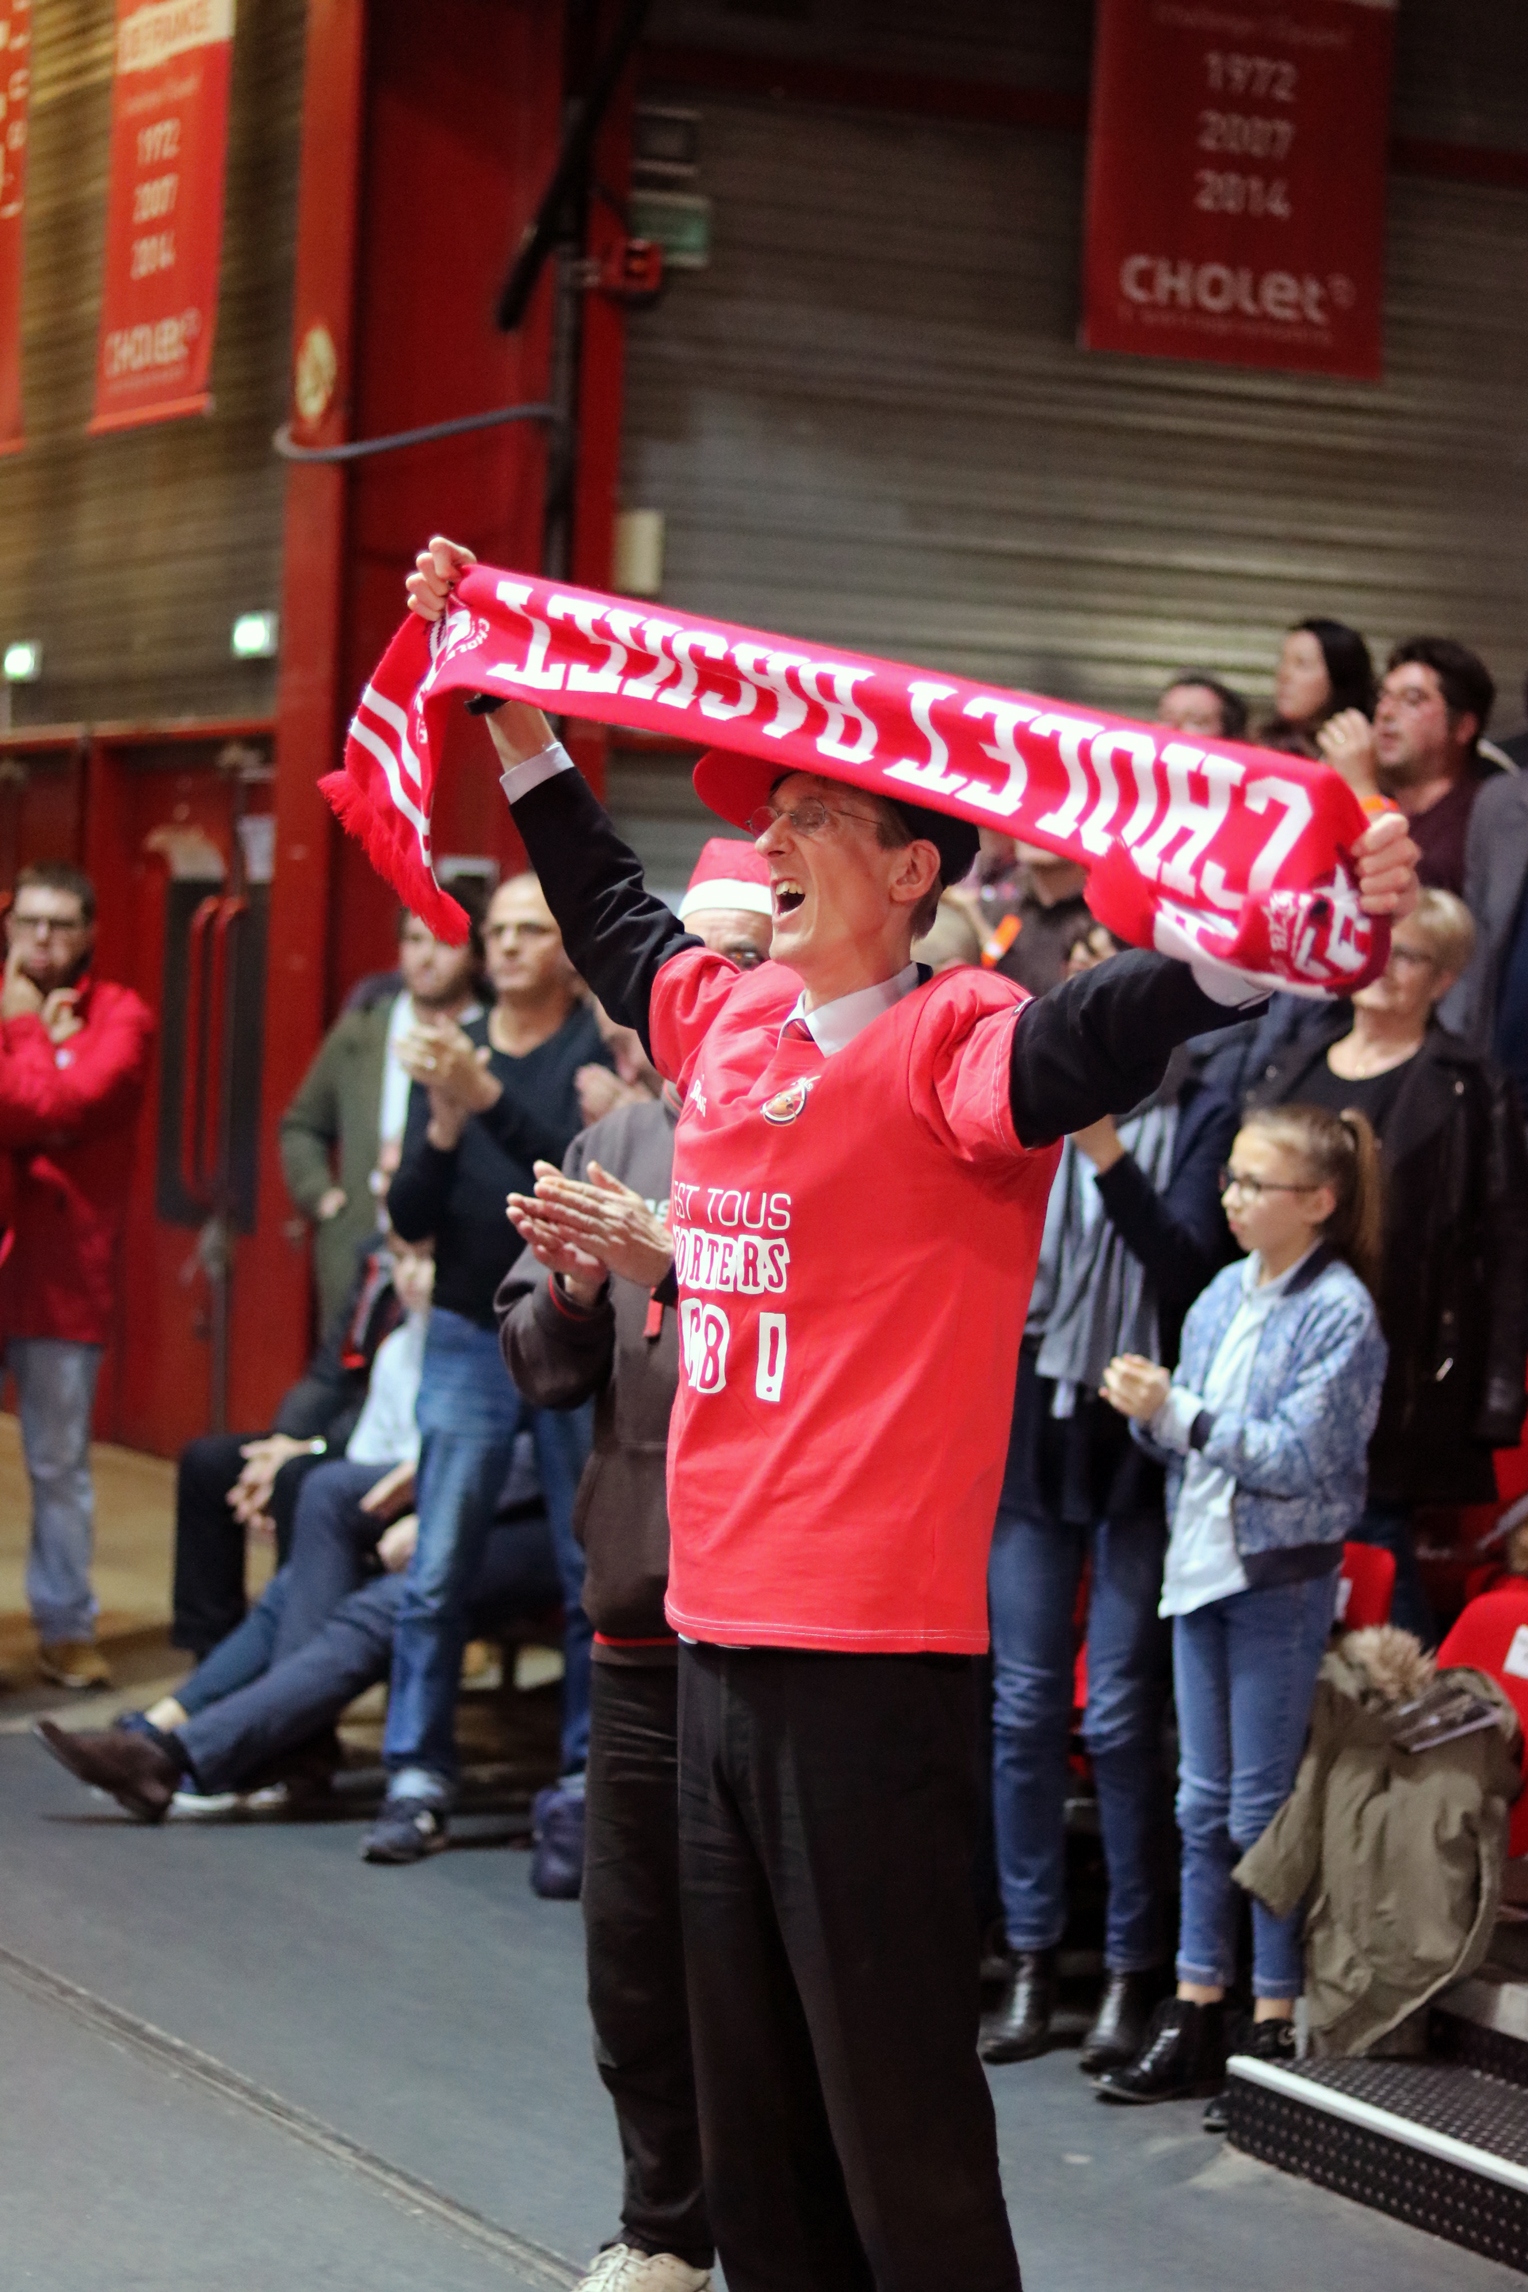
[0,863,154,1689]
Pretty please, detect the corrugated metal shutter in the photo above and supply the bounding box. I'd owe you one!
[648,0,1528,158]
[0,0,305,728]
[622,2,1528,819]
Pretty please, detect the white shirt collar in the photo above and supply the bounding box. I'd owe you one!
[782,962,920,1057]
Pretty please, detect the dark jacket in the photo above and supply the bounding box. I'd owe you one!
[1441,767,1528,1053]
[1001,1062,1238,1529]
[497,1095,678,1660]
[1248,1014,1528,1503]
[273,1236,403,1451]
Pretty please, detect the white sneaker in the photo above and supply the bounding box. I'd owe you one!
[576,2245,711,2291]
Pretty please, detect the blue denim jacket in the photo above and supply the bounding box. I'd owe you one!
[1135,1245,1387,1586]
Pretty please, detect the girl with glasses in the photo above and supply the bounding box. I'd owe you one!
[1095,1104,1386,2120]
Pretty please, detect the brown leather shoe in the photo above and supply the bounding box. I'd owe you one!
[37,1640,114,1691]
[34,1719,184,1821]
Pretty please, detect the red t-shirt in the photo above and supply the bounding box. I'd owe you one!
[650,950,1058,1654]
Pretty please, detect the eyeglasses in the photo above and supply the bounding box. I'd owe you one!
[1387,944,1436,972]
[745,798,884,840]
[9,911,85,937]
[1218,1168,1316,1201]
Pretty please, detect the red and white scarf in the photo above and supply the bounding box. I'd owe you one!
[325,567,1389,995]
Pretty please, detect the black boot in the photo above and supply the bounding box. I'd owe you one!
[1079,1969,1166,2074]
[980,1949,1057,2065]
[1094,1997,1225,2104]
[1203,2014,1296,2133]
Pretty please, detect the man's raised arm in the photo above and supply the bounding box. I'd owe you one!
[1008,808,1419,1148]
[407,537,695,1052]
[1008,952,1247,1149]
[492,719,696,1053]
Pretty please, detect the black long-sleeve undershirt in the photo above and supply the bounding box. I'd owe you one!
[387,1004,606,1325]
[508,765,1259,1148]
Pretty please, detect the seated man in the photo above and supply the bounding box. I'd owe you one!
[171,1226,425,1657]
[35,1470,561,1821]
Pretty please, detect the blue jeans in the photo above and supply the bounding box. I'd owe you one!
[4,1337,103,1642]
[989,1500,1172,1971]
[270,1459,390,1662]
[1173,1569,1337,1997]
[382,1308,592,1790]
[175,1510,563,1796]
[176,1571,294,1715]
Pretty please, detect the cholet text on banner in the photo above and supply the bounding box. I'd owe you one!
[326,567,1389,997]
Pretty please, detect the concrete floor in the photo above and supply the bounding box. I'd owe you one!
[2,1415,1520,2288]
[3,1725,1522,2292]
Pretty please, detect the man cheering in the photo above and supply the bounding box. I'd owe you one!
[408,536,1415,2292]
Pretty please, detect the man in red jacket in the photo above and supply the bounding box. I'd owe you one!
[0,863,154,1689]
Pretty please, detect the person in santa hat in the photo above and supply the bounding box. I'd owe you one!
[407,536,1417,2292]
[497,840,772,2292]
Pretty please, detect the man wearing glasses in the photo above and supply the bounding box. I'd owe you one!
[0,863,153,1690]
[408,537,1418,2292]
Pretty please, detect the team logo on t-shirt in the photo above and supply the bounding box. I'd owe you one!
[761,1077,817,1126]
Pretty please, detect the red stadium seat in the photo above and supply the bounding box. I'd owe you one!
[1334,1542,1396,1631]
[1438,1584,1528,1858]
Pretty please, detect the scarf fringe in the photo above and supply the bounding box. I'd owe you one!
[317,769,470,944]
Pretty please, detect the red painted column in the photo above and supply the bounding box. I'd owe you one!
[236,0,368,1422]
[236,0,566,1423]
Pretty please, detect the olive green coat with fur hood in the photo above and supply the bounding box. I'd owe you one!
[1235,1629,1522,2057]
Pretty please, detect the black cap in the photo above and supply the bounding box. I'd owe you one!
[881,796,980,889]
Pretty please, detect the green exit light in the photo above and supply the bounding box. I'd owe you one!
[231,611,279,660]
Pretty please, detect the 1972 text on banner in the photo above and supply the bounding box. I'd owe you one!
[0,0,30,452]
[89,0,236,434]
[1082,0,1396,381]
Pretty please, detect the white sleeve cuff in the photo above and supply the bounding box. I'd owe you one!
[1188,956,1272,1009]
[499,741,576,806]
[1150,1385,1205,1454]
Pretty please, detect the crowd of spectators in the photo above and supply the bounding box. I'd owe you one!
[7,602,1528,2289]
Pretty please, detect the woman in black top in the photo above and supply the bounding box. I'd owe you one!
[1248,889,1528,1641]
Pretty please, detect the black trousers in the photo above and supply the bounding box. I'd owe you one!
[170,1433,320,1657]
[584,1663,712,2269]
[678,1645,1021,2292]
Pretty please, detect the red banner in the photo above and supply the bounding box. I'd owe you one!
[89,0,235,435]
[1082,0,1396,381]
[0,0,31,454]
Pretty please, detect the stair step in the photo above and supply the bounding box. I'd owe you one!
[1226,2054,1528,2272]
